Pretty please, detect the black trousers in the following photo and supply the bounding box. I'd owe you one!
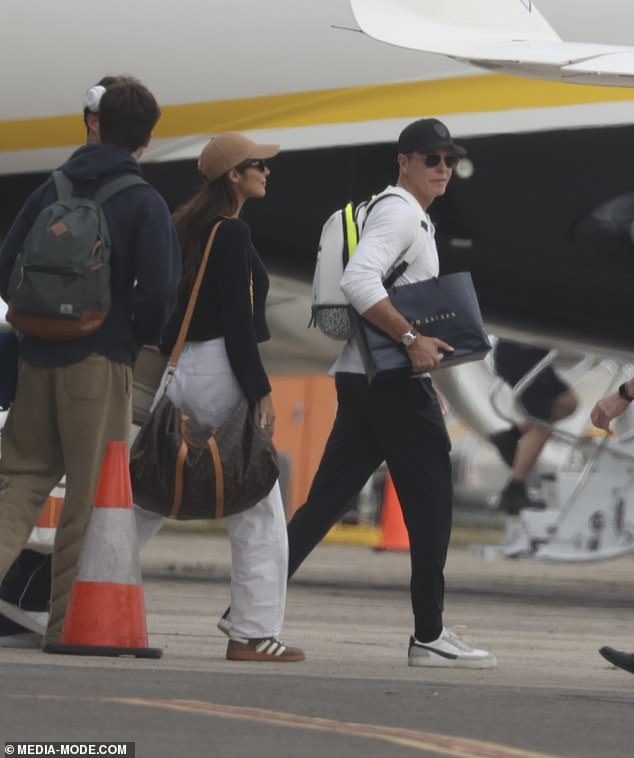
[287,372,452,642]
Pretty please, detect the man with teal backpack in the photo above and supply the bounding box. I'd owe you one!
[0,76,180,651]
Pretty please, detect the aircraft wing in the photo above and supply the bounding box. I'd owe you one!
[349,0,634,87]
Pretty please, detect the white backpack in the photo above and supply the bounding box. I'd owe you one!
[310,192,422,340]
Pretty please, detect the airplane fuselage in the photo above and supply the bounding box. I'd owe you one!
[2,0,634,361]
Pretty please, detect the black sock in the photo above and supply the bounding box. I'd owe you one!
[503,479,526,494]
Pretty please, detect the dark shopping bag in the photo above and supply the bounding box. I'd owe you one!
[353,272,491,384]
[0,330,19,410]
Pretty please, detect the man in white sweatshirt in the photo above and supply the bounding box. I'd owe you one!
[285,118,496,668]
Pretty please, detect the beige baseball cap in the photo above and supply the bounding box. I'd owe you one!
[198,132,280,182]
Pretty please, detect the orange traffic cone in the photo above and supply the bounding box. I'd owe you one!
[43,441,161,658]
[374,474,410,552]
[27,484,64,552]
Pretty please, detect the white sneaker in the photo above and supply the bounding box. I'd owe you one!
[503,515,532,558]
[408,627,497,669]
[0,599,48,635]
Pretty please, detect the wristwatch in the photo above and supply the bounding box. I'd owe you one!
[400,329,418,348]
[618,382,634,402]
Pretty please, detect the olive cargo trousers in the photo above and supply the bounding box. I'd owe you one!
[0,355,131,645]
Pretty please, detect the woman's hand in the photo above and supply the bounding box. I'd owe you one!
[257,393,276,435]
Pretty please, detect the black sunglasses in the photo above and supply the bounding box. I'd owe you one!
[410,153,459,169]
[236,158,268,172]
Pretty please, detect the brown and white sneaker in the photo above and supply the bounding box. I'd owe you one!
[226,636,305,662]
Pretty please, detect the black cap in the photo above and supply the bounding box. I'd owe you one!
[397,118,466,157]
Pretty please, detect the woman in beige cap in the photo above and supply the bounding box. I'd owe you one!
[135,132,304,662]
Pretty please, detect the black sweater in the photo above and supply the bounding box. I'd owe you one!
[162,218,272,404]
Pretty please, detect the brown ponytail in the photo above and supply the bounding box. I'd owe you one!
[172,175,239,305]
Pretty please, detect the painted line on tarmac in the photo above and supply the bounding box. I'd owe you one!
[7,694,563,758]
[111,697,568,758]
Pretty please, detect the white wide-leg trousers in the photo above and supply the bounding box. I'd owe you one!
[134,339,288,639]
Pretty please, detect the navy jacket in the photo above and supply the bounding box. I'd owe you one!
[0,144,180,367]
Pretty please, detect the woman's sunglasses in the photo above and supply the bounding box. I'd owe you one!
[410,153,459,169]
[236,159,268,172]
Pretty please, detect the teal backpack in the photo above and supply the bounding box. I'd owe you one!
[7,170,146,340]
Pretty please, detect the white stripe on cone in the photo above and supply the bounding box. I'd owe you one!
[75,509,142,585]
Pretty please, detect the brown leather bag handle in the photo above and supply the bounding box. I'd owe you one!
[167,220,223,372]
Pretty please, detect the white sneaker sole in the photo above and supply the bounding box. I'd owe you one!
[409,653,497,669]
[0,599,48,635]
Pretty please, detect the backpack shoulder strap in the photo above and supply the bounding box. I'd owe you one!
[363,191,404,218]
[365,191,428,232]
[383,222,428,288]
[94,174,149,205]
[360,191,426,288]
[52,170,74,201]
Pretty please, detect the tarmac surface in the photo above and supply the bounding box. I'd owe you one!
[1,522,633,758]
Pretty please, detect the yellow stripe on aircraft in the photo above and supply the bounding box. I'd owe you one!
[2,74,634,152]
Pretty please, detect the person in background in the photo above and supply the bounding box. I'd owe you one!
[592,374,634,675]
[490,339,578,514]
[134,132,305,663]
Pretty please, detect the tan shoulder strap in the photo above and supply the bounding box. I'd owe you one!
[168,220,223,371]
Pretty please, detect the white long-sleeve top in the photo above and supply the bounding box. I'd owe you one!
[330,185,439,376]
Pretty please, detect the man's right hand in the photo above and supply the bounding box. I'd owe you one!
[406,335,453,373]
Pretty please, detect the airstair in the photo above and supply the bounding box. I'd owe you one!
[436,344,634,562]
